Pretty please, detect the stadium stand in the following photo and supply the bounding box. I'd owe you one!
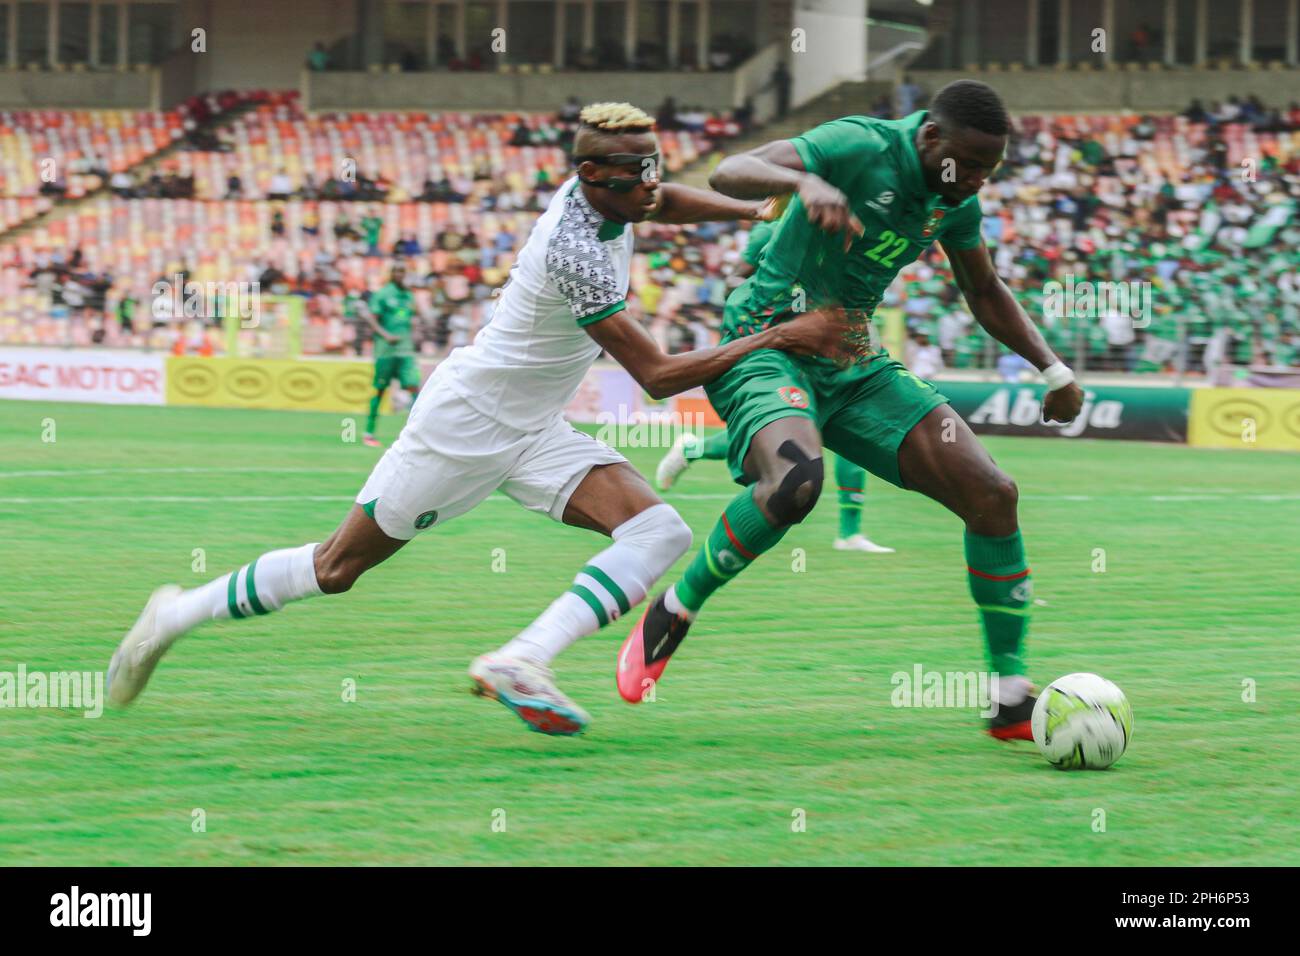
[1,88,1297,377]
[0,94,736,356]
[898,107,1300,374]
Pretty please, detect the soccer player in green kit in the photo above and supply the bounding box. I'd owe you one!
[358,262,423,447]
[655,218,893,553]
[618,80,1086,740]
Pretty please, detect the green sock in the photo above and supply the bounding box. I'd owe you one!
[834,456,866,538]
[685,429,730,461]
[964,529,1031,678]
[365,392,381,434]
[675,487,788,612]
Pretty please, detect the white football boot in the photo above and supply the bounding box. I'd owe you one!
[469,653,591,736]
[654,433,698,491]
[833,533,896,554]
[106,584,183,707]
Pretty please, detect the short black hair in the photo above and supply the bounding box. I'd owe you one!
[930,80,1011,137]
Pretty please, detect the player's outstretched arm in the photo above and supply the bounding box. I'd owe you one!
[944,240,1084,423]
[708,140,863,248]
[709,140,808,198]
[584,309,854,399]
[646,183,775,225]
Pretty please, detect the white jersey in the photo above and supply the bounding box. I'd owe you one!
[441,176,634,431]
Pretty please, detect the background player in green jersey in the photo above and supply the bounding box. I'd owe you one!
[357,262,423,447]
[619,80,1086,741]
[655,218,893,553]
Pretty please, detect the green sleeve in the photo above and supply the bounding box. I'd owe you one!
[790,117,885,182]
[575,300,627,327]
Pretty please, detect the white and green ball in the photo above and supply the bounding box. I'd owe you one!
[1031,673,1133,770]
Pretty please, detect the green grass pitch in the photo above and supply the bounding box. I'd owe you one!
[1,400,1296,866]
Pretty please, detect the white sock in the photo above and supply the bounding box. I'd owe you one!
[157,543,323,640]
[499,504,692,665]
[663,584,696,621]
[498,591,595,666]
[992,674,1032,706]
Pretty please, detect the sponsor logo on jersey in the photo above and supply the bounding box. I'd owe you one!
[414,510,439,529]
[778,385,809,409]
[865,190,896,213]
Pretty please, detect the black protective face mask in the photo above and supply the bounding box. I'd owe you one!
[573,152,662,193]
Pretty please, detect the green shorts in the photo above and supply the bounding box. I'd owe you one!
[705,349,948,489]
[373,355,421,391]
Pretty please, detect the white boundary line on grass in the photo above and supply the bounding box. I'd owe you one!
[0,467,360,479]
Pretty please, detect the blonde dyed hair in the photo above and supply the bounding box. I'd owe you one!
[578,102,655,133]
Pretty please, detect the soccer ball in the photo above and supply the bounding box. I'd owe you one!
[1031,673,1133,770]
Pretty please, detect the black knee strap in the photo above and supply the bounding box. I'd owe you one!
[768,440,824,525]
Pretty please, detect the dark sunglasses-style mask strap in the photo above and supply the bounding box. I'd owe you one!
[572,152,661,168]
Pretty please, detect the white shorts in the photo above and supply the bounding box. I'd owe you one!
[354,372,626,540]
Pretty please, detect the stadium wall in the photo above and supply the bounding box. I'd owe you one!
[941,380,1192,443]
[790,0,869,107]
[10,350,1299,452]
[165,355,385,413]
[0,71,154,109]
[304,69,738,112]
[1188,389,1300,451]
[0,349,166,405]
[195,0,360,93]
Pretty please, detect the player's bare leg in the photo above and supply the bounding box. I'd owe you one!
[473,462,693,733]
[621,415,823,701]
[560,460,666,535]
[108,506,406,706]
[314,504,410,591]
[896,404,1035,739]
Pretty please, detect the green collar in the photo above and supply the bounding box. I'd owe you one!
[597,219,627,241]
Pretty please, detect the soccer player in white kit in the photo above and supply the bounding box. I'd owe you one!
[107,103,852,735]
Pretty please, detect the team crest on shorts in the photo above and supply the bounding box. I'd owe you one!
[414,510,439,530]
[778,386,809,409]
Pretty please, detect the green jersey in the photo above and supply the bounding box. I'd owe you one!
[723,111,984,341]
[370,282,416,358]
[742,220,776,268]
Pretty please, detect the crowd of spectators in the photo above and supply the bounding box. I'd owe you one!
[868,88,1300,376]
[3,91,1298,379]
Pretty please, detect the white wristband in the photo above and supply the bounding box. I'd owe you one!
[1042,361,1075,391]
